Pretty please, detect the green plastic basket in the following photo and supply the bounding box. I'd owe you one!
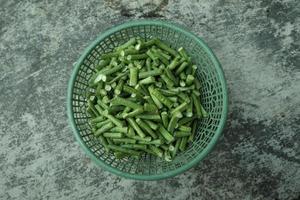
[67,20,228,180]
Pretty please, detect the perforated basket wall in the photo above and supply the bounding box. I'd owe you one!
[67,20,228,180]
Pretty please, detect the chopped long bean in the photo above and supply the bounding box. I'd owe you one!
[87,37,207,160]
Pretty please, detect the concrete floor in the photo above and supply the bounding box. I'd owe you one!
[0,0,299,199]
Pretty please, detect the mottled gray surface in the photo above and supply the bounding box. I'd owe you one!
[0,0,299,199]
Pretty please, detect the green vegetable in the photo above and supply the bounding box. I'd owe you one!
[103,132,124,138]
[87,37,206,160]
[158,126,175,144]
[136,118,158,139]
[127,118,146,138]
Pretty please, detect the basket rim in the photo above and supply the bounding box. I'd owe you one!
[67,19,228,180]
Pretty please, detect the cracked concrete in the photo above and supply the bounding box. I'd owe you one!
[0,0,299,199]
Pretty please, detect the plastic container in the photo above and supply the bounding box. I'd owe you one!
[67,20,228,180]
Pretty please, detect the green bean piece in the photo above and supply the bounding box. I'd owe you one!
[144,95,156,105]
[178,47,189,60]
[145,57,152,71]
[103,132,123,138]
[96,59,110,71]
[117,38,136,51]
[113,138,136,144]
[171,138,181,158]
[179,137,188,152]
[133,60,143,69]
[148,86,163,109]
[169,96,178,102]
[102,110,124,127]
[175,62,189,75]
[111,82,117,89]
[122,144,147,150]
[161,111,168,128]
[123,106,131,114]
[91,116,105,124]
[114,79,124,95]
[150,88,173,108]
[200,104,208,117]
[139,69,162,79]
[110,126,127,134]
[168,144,175,152]
[158,89,177,96]
[107,71,129,84]
[139,76,155,85]
[192,89,200,96]
[158,126,175,144]
[164,67,178,85]
[167,112,183,133]
[106,138,114,145]
[97,99,108,110]
[107,144,140,156]
[127,118,146,138]
[138,139,163,146]
[144,120,159,130]
[143,39,156,48]
[123,107,144,118]
[186,75,195,86]
[155,81,163,88]
[175,131,191,137]
[179,72,187,80]
[149,145,163,157]
[167,56,181,70]
[161,74,174,87]
[178,117,196,126]
[136,114,161,121]
[179,125,192,132]
[95,119,111,128]
[88,100,100,116]
[188,120,197,142]
[99,135,110,152]
[155,48,171,60]
[99,64,123,76]
[87,107,96,118]
[143,103,157,112]
[171,102,188,115]
[194,78,201,89]
[104,84,112,91]
[164,151,172,162]
[101,52,119,60]
[154,39,178,57]
[111,97,142,110]
[177,92,190,103]
[94,122,114,137]
[107,106,124,115]
[120,48,140,57]
[192,93,202,117]
[127,126,135,137]
[136,118,158,139]
[122,85,144,99]
[135,84,148,96]
[186,99,193,117]
[127,53,148,61]
[152,49,169,65]
[169,85,195,92]
[130,135,152,142]
[129,66,138,86]
[97,88,106,96]
[146,49,158,61]
[179,80,186,87]
[114,152,128,159]
[161,145,169,151]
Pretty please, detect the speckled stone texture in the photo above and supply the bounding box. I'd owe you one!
[0,0,299,199]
